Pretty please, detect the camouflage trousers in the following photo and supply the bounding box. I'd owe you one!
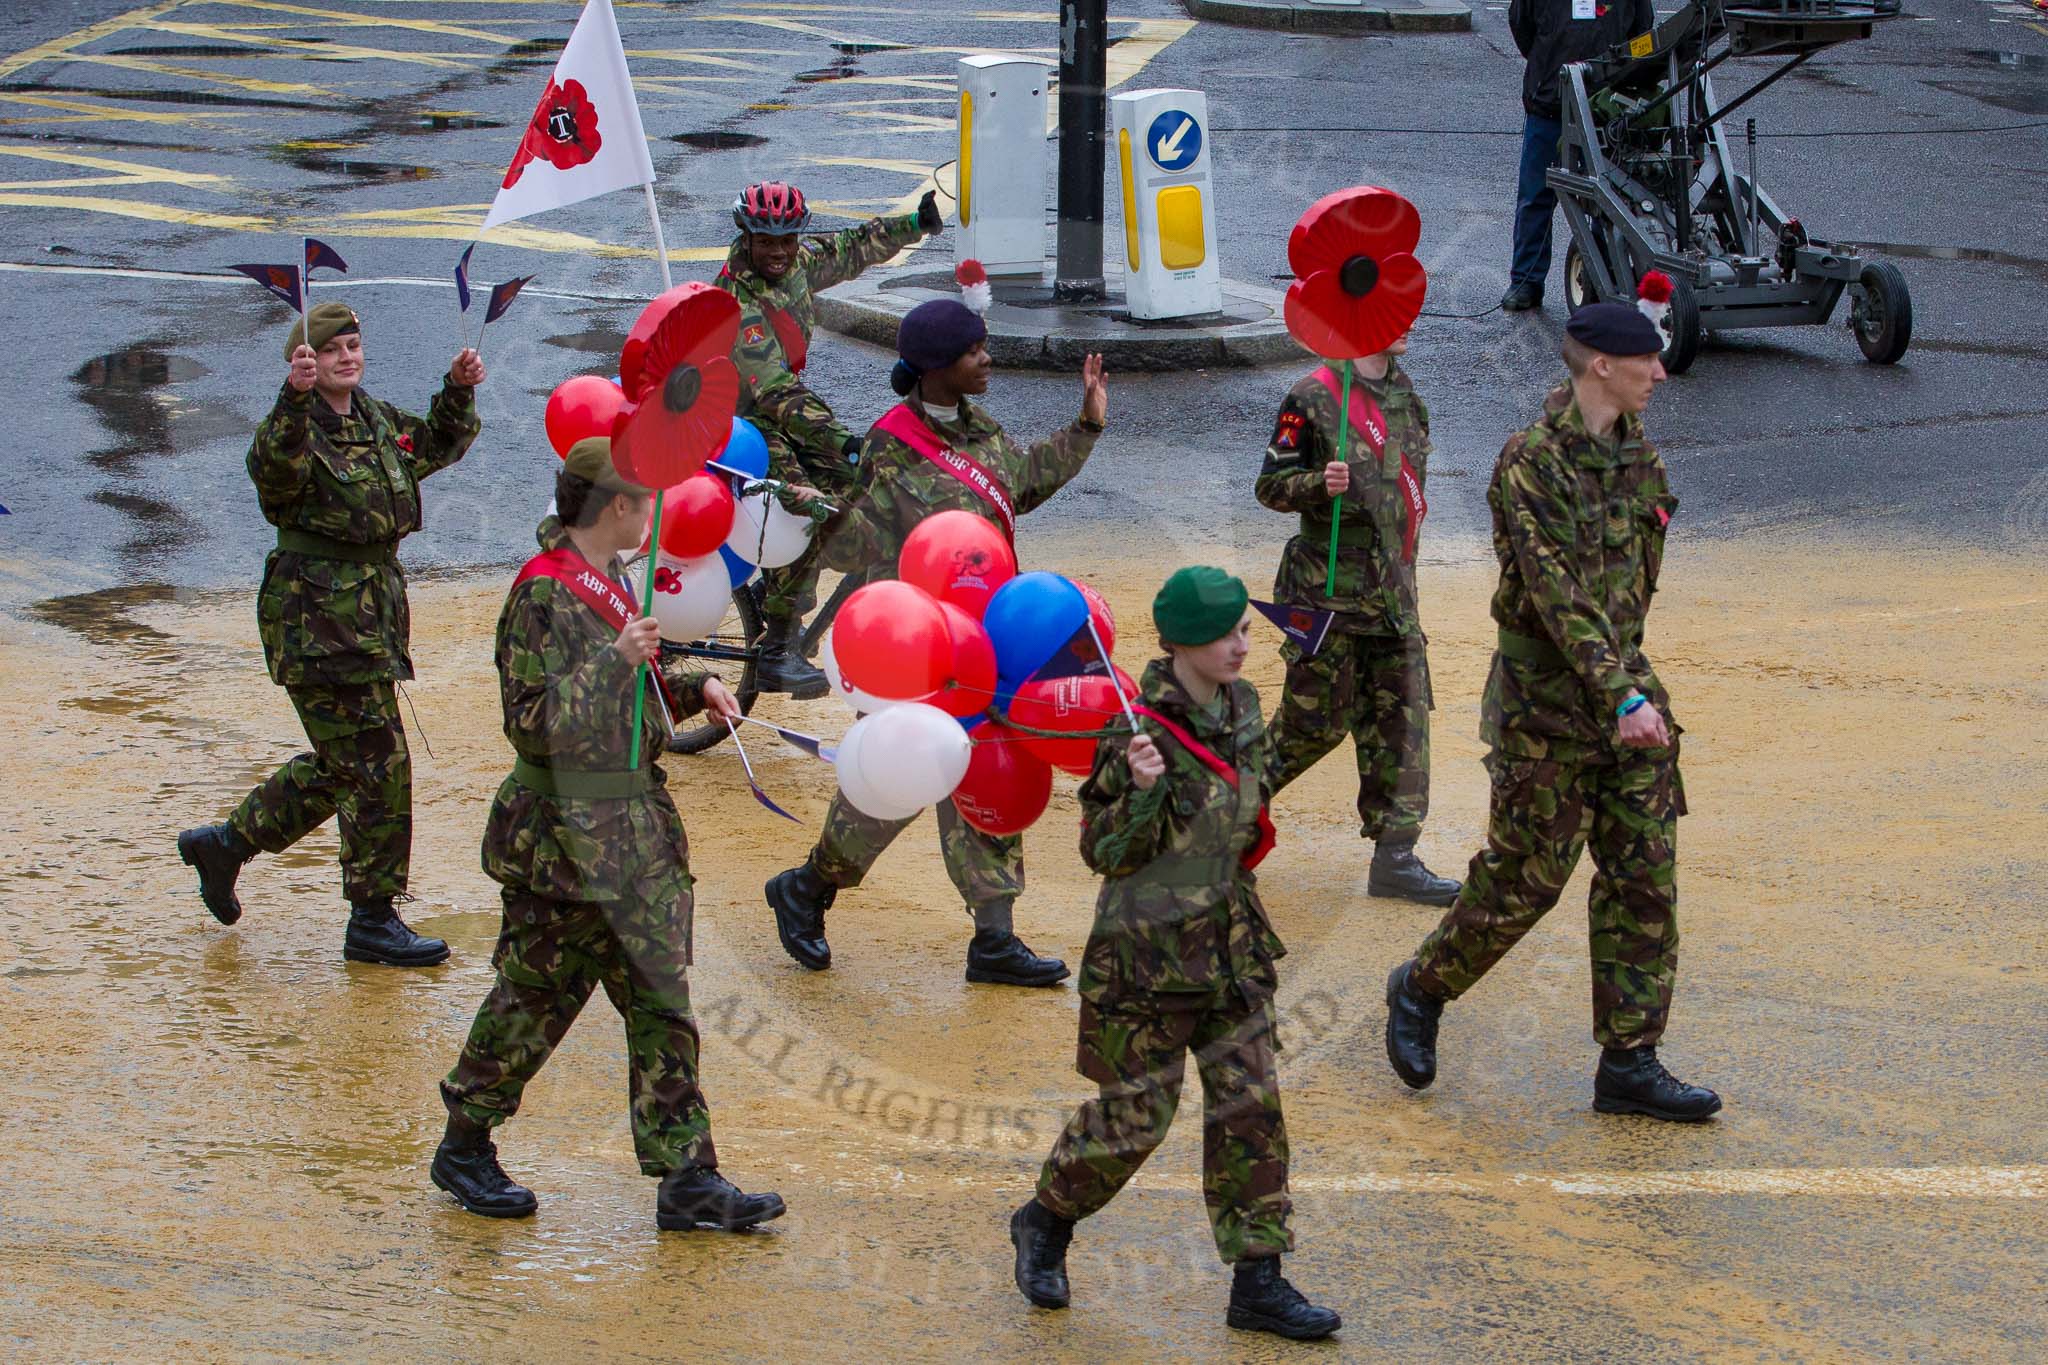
[227,681,410,903]
[811,791,1023,912]
[441,888,716,1176]
[1266,632,1431,842]
[757,427,858,624]
[1037,993,1293,1264]
[1413,746,1685,1048]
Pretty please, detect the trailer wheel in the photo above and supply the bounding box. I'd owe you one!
[1660,273,1703,375]
[1851,260,1912,364]
[1564,241,1599,310]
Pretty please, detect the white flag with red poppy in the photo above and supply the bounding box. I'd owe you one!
[481,0,655,232]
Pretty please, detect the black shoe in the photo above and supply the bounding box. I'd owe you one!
[1009,1199,1073,1309]
[1384,960,1444,1091]
[656,1166,786,1231]
[1227,1257,1341,1341]
[177,822,255,925]
[966,930,1069,988]
[430,1121,538,1219]
[343,898,450,967]
[1501,281,1542,311]
[764,863,834,970]
[754,617,829,700]
[1594,1046,1723,1122]
[1367,840,1461,906]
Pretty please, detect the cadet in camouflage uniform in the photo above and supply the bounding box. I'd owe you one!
[717,180,944,696]
[1010,568,1340,1342]
[177,301,482,967]
[764,298,1105,989]
[429,440,786,1230]
[1254,330,1459,907]
[1384,304,1722,1122]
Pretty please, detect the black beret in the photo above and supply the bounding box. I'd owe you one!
[1565,302,1665,357]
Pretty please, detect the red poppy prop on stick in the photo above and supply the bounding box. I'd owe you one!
[1281,187,1427,594]
[613,283,742,766]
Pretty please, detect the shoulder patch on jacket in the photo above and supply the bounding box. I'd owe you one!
[742,323,767,346]
[1272,409,1306,452]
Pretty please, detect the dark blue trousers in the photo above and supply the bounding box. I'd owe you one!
[1510,113,1565,292]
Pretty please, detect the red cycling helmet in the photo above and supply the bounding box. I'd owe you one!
[733,182,810,236]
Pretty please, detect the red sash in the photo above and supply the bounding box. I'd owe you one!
[512,548,676,712]
[1312,364,1426,565]
[1130,704,1275,872]
[872,403,1019,543]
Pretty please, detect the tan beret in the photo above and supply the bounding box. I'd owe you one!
[284,300,361,360]
[562,437,652,496]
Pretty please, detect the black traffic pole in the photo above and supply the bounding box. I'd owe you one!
[1054,0,1107,301]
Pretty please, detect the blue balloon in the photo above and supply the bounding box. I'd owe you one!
[719,544,757,588]
[715,417,770,483]
[985,571,1089,685]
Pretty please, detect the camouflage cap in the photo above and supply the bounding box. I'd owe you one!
[1153,566,1249,646]
[562,436,652,497]
[284,300,361,360]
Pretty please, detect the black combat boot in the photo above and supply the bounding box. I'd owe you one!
[764,861,834,970]
[1384,960,1445,1090]
[343,897,450,967]
[753,615,829,700]
[1226,1256,1342,1340]
[430,1114,538,1218]
[1009,1198,1074,1309]
[966,899,1068,987]
[656,1166,786,1231]
[1500,281,1542,312]
[1367,839,1461,906]
[1593,1046,1722,1122]
[177,822,256,925]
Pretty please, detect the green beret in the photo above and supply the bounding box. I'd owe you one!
[283,300,361,360]
[1153,566,1249,646]
[562,437,651,497]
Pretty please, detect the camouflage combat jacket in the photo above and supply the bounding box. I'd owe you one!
[247,377,480,685]
[1482,382,1679,761]
[1075,659,1286,1009]
[717,213,924,484]
[481,516,711,914]
[1254,362,1432,637]
[816,399,1099,575]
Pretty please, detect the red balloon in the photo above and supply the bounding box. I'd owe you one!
[933,603,999,720]
[657,473,738,560]
[898,510,1017,617]
[1005,667,1137,776]
[952,724,1055,835]
[1074,580,1116,657]
[833,581,953,702]
[544,375,628,458]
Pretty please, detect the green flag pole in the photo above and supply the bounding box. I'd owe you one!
[1324,357,1354,596]
[628,488,666,770]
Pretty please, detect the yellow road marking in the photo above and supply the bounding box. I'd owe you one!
[0,0,189,82]
[0,144,233,189]
[831,109,955,133]
[0,91,238,125]
[55,52,333,97]
[0,192,268,230]
[139,20,489,69]
[1109,18,1198,89]
[625,48,783,72]
[321,203,730,260]
[203,0,519,43]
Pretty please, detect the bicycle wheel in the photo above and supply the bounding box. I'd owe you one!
[663,580,764,755]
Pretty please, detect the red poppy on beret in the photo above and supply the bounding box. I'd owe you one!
[1283,187,1428,361]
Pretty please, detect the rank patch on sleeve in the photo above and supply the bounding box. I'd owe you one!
[1272,410,1306,451]
[743,324,767,346]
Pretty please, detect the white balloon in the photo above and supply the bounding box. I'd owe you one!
[852,702,973,811]
[724,490,814,569]
[833,715,925,821]
[649,551,733,643]
[820,631,907,716]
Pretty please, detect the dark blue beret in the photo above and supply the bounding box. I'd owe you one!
[1565,302,1665,357]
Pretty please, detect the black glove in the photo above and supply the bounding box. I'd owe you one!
[917,189,943,234]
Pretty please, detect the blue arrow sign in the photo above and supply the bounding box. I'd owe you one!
[1146,109,1202,173]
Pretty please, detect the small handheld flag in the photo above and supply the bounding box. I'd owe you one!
[1250,599,1335,658]
[229,263,302,311]
[454,243,475,313]
[484,275,534,325]
[726,719,800,822]
[303,238,348,276]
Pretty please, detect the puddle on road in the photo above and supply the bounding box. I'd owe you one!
[543,328,629,356]
[794,62,865,84]
[0,81,325,113]
[415,112,503,132]
[831,42,909,55]
[68,345,230,555]
[1924,79,2048,116]
[105,44,283,59]
[282,153,440,185]
[1850,241,2048,284]
[670,131,769,150]
[1961,49,2048,72]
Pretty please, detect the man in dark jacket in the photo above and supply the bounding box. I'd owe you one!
[1503,0,1655,311]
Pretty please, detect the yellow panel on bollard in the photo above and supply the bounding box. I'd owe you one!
[956,55,1051,278]
[1109,88,1224,319]
[1156,186,1206,270]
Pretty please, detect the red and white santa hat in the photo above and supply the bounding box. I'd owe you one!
[1635,269,1674,332]
[955,258,992,315]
